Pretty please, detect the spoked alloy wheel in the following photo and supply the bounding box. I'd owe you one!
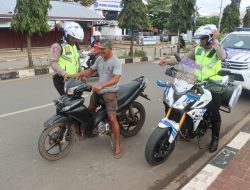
[120,101,146,137]
[145,127,175,166]
[38,121,76,161]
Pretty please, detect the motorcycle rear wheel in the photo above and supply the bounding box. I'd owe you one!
[145,127,175,166]
[120,101,146,137]
[38,121,76,161]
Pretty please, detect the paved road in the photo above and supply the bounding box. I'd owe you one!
[0,63,249,190]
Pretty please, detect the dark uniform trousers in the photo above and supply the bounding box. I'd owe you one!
[53,74,65,96]
[207,91,222,139]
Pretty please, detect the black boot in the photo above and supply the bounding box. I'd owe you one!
[209,121,221,153]
[209,120,221,153]
[209,137,219,153]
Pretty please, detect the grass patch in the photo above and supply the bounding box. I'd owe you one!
[119,50,146,59]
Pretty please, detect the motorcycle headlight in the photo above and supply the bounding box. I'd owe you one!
[67,86,78,95]
[61,105,71,112]
[173,101,187,110]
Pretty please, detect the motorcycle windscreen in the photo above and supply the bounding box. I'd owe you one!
[174,59,200,93]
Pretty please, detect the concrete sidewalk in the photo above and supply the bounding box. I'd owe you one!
[183,118,250,190]
[165,112,250,190]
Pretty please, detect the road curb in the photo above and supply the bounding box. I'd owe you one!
[164,112,250,190]
[0,56,155,81]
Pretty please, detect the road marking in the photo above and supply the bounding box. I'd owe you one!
[0,94,89,118]
[0,103,54,118]
[6,59,18,62]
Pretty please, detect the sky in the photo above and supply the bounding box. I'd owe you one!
[196,0,250,17]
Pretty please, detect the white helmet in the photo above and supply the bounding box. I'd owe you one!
[64,22,84,40]
[93,31,101,37]
[194,24,217,43]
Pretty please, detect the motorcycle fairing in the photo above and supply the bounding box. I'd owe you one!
[43,114,73,128]
[164,87,174,107]
[173,94,195,110]
[190,89,212,109]
[158,118,178,143]
[187,108,207,131]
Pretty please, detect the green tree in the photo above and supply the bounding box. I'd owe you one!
[221,0,241,33]
[11,0,51,68]
[243,6,250,27]
[147,0,171,32]
[196,16,219,28]
[118,0,150,55]
[168,0,195,52]
[63,0,96,6]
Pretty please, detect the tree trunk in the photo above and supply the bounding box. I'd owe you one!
[177,30,180,53]
[19,33,23,52]
[129,27,134,56]
[27,34,33,68]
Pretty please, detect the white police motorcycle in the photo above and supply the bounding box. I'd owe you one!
[145,55,242,166]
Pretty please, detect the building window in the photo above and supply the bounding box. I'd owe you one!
[103,10,118,21]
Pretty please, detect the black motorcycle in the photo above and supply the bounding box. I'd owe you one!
[38,76,149,161]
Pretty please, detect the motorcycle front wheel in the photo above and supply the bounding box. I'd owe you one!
[120,101,146,137]
[145,127,175,166]
[38,121,76,161]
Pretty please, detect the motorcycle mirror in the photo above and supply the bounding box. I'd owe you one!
[165,68,176,78]
[217,70,231,76]
[174,53,181,62]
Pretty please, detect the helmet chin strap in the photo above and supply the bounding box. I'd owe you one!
[207,34,213,45]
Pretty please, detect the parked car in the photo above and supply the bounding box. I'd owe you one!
[159,33,169,42]
[157,30,170,42]
[221,28,250,93]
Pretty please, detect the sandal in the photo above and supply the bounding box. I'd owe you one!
[113,151,122,159]
[113,144,122,159]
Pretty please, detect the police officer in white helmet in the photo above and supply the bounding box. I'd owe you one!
[49,22,84,95]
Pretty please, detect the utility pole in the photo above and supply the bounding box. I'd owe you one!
[218,0,223,33]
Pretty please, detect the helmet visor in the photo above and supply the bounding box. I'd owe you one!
[200,35,209,40]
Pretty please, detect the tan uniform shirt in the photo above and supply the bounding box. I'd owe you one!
[49,42,82,77]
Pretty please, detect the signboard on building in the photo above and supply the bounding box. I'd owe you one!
[94,2,123,11]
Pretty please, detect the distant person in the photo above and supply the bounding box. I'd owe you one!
[180,35,186,49]
[85,31,102,70]
[86,31,102,57]
[49,22,84,95]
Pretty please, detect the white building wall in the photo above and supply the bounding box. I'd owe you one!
[101,25,122,36]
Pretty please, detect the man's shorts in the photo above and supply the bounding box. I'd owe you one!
[89,92,118,113]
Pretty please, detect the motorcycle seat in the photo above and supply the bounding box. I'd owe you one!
[118,80,141,104]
